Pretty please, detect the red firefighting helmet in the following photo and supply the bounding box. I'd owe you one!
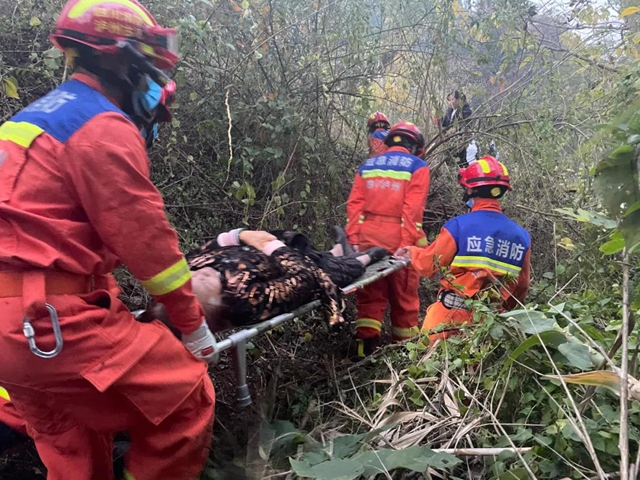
[384,121,425,157]
[458,155,512,191]
[367,111,390,129]
[50,0,179,70]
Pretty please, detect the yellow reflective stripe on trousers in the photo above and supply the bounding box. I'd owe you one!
[361,169,412,181]
[140,258,192,296]
[392,326,419,339]
[451,255,521,275]
[355,318,382,332]
[417,237,428,247]
[0,386,10,402]
[0,121,44,148]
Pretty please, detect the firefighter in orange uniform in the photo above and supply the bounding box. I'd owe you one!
[346,121,430,357]
[396,156,530,343]
[367,111,391,156]
[0,1,216,479]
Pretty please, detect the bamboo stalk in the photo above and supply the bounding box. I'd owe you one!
[620,248,631,480]
[432,447,533,456]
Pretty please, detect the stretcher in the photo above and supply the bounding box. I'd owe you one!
[138,256,410,408]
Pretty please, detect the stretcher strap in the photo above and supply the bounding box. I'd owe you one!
[22,271,47,318]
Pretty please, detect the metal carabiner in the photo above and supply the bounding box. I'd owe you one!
[22,303,64,359]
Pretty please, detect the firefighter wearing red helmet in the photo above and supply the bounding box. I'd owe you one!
[346,121,430,357]
[396,156,531,343]
[367,111,391,156]
[0,0,215,478]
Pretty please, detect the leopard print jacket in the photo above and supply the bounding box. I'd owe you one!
[186,240,343,327]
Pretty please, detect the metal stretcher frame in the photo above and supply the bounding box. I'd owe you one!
[219,256,410,408]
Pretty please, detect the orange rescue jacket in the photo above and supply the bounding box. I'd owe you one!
[0,73,203,333]
[346,146,430,249]
[408,199,531,310]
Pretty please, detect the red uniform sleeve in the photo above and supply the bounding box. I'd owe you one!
[407,227,457,278]
[64,113,203,334]
[503,249,530,310]
[346,173,366,245]
[401,165,430,247]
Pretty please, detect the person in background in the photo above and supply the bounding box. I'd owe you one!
[346,121,430,358]
[367,111,391,156]
[395,156,530,344]
[437,90,477,167]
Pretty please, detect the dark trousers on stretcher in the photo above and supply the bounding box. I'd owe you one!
[0,269,215,480]
[355,267,420,341]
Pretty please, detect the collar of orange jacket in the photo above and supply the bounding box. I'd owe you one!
[386,146,411,154]
[72,72,122,109]
[470,198,502,213]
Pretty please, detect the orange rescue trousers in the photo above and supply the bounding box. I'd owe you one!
[356,266,420,341]
[0,271,215,480]
[421,301,473,344]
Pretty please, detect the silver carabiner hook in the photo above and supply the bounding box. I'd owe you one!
[23,303,64,359]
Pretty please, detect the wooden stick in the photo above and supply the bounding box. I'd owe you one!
[432,447,533,456]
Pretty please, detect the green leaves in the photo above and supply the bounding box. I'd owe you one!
[290,446,461,479]
[591,100,640,253]
[599,230,625,255]
[557,342,593,370]
[554,208,616,229]
[503,309,556,334]
[501,307,606,371]
[291,458,364,480]
[43,47,64,70]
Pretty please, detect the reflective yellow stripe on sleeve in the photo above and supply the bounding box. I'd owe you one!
[140,258,192,296]
[417,237,428,247]
[0,386,10,402]
[0,121,44,148]
[355,318,382,332]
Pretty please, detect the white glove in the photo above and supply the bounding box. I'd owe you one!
[182,319,219,364]
[466,140,478,164]
[467,140,478,165]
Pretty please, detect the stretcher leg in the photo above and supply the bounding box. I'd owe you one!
[232,342,252,408]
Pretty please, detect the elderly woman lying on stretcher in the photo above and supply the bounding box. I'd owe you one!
[145,228,388,334]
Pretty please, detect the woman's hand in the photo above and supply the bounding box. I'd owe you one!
[239,230,277,250]
[394,247,411,259]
